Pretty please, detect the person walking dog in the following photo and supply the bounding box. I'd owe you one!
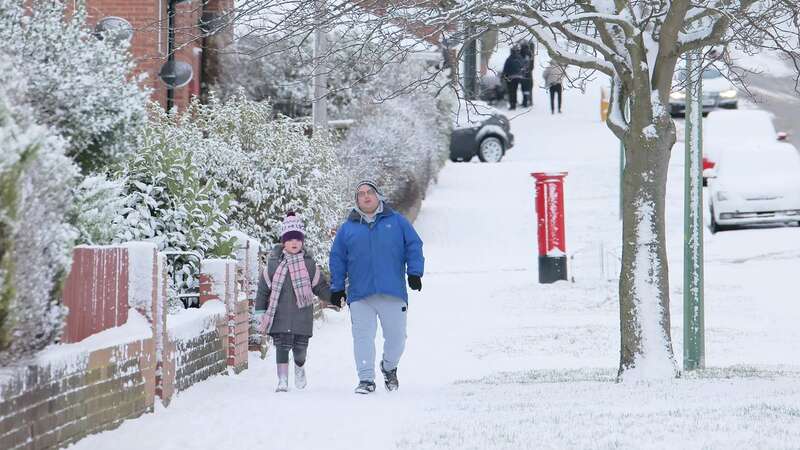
[329,180,424,394]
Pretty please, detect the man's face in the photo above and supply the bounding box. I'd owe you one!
[357,185,379,214]
[283,239,303,254]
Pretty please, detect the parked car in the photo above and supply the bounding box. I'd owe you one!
[450,100,514,163]
[702,110,788,183]
[707,144,800,233]
[669,66,738,116]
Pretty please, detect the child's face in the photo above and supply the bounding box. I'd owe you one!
[283,239,303,254]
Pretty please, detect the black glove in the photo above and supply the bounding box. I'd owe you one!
[407,275,422,292]
[330,291,346,308]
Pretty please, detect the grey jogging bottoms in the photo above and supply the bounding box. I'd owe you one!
[349,294,408,382]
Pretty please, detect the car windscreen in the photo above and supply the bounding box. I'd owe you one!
[675,66,723,83]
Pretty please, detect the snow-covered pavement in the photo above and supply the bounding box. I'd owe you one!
[70,85,800,450]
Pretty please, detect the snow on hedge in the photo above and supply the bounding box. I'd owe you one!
[337,60,454,213]
[69,174,127,245]
[115,106,236,300]
[186,94,347,268]
[0,0,148,173]
[0,76,78,365]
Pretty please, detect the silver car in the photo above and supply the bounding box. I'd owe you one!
[708,144,800,233]
[670,67,738,116]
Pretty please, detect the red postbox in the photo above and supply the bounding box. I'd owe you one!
[531,172,568,283]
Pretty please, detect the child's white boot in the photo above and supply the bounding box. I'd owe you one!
[294,364,307,390]
[276,363,289,392]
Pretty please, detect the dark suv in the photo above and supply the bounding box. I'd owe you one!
[449,101,515,163]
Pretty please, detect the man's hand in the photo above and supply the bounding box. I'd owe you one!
[330,291,346,308]
[407,275,422,292]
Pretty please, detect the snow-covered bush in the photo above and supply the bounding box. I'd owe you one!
[0,0,148,173]
[215,33,379,119]
[0,78,78,365]
[188,94,348,266]
[337,61,453,214]
[68,174,127,245]
[116,107,236,295]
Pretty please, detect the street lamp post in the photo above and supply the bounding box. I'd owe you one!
[683,48,705,371]
[312,0,328,138]
[463,23,477,100]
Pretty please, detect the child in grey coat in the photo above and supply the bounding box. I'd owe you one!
[255,212,331,392]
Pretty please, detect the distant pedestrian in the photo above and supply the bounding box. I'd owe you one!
[519,41,535,108]
[329,180,424,394]
[502,45,526,110]
[543,61,566,114]
[255,211,332,393]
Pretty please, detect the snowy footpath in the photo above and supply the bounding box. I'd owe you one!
[71,86,800,449]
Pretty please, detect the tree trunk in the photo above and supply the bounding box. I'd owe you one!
[617,112,680,381]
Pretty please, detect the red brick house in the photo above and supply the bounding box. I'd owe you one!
[83,0,232,111]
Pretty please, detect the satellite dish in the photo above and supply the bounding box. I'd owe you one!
[94,16,133,43]
[159,60,194,88]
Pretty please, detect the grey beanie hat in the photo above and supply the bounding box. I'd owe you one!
[355,180,383,202]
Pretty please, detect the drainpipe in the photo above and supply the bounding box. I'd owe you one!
[166,0,176,112]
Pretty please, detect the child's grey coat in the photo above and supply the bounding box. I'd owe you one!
[254,245,331,337]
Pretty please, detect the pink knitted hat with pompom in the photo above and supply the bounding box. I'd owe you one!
[280,211,305,242]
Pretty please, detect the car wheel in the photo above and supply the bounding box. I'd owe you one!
[477,136,504,163]
[449,155,460,162]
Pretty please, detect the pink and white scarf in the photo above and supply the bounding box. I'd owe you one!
[257,251,315,335]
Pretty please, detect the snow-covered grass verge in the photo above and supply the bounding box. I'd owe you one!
[397,367,800,450]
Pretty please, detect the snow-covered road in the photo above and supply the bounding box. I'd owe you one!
[70,82,800,450]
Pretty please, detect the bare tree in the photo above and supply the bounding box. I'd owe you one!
[220,0,799,380]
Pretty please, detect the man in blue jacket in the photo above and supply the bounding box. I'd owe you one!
[329,180,424,394]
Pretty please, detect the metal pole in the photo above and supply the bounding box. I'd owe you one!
[463,23,477,100]
[166,0,176,112]
[619,140,624,221]
[312,0,328,138]
[683,49,705,371]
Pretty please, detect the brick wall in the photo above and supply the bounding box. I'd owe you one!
[228,297,249,373]
[62,247,130,343]
[159,301,228,406]
[0,337,155,450]
[199,259,248,373]
[0,244,257,448]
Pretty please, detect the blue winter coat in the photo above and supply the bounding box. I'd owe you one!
[329,206,424,304]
